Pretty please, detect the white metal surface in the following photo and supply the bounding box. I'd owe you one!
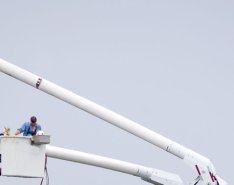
[0,59,227,185]
[0,136,45,178]
[46,145,183,185]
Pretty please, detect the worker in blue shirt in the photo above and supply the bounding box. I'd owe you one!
[15,116,42,136]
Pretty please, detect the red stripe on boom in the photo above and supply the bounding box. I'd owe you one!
[195,165,201,176]
[209,172,215,182]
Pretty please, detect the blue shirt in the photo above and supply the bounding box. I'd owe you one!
[19,122,42,136]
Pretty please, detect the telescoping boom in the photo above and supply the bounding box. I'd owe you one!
[46,145,183,185]
[0,59,227,185]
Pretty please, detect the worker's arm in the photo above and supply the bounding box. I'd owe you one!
[15,123,26,136]
[14,129,21,136]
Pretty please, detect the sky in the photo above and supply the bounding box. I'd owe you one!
[0,1,233,185]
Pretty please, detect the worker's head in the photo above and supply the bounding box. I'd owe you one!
[30,116,37,126]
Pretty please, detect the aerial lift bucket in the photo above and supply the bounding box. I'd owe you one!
[0,136,49,178]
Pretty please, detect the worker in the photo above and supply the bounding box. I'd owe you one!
[15,116,42,136]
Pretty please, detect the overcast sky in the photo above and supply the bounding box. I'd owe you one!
[0,1,233,185]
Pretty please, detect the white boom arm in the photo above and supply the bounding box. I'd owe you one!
[0,59,227,185]
[46,145,183,185]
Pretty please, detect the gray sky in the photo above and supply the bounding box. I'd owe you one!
[0,1,233,185]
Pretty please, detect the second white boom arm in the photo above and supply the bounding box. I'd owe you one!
[46,145,183,185]
[0,59,227,185]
